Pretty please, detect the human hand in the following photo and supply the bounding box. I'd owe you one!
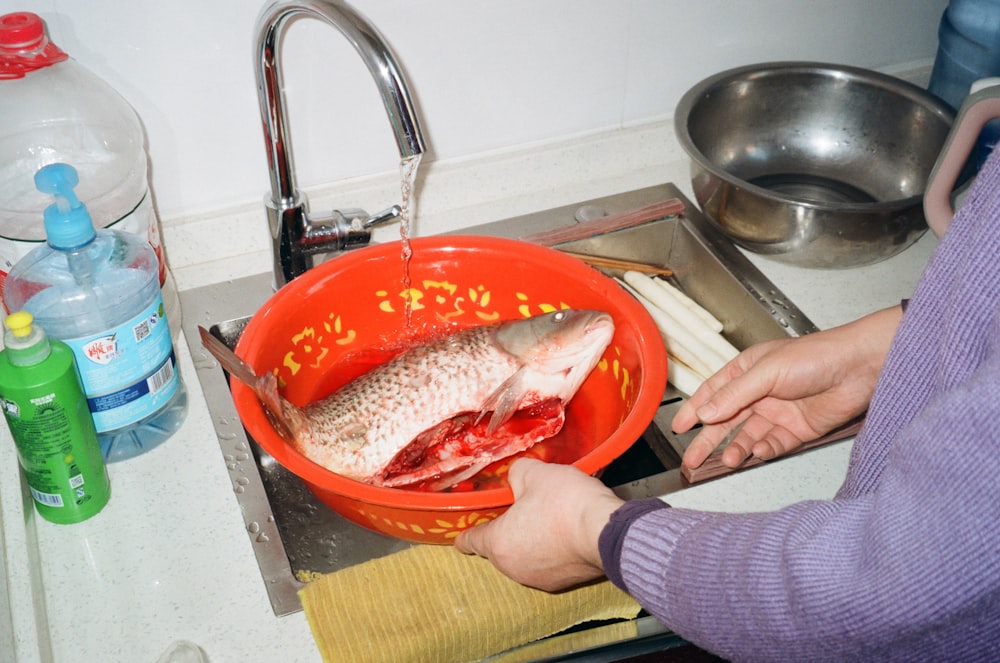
[454,458,624,592]
[673,305,903,470]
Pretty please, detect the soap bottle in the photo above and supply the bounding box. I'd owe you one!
[0,310,110,523]
[4,163,188,462]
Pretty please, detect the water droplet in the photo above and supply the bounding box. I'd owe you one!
[192,350,218,371]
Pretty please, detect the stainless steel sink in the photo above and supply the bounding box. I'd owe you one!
[180,183,817,623]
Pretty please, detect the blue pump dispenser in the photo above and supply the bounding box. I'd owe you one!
[34,163,97,250]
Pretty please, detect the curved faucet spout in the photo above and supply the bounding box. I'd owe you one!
[254,0,426,288]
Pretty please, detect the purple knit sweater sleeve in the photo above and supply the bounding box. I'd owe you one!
[599,151,1000,661]
[598,497,671,588]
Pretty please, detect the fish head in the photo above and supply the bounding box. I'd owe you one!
[495,309,615,403]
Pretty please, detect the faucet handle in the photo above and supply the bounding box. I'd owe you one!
[295,207,369,253]
[362,204,402,229]
[286,203,405,280]
[301,204,402,253]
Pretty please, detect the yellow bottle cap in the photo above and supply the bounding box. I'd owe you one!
[4,311,34,338]
[3,310,49,366]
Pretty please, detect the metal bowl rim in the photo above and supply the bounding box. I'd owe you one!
[674,60,955,213]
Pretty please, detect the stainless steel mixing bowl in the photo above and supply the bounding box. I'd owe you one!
[675,62,954,268]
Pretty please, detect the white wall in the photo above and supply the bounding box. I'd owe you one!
[5,0,947,223]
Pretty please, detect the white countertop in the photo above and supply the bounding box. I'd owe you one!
[0,123,939,662]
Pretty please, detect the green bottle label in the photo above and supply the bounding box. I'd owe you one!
[0,343,110,524]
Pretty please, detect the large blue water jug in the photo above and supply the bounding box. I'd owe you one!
[929,0,1000,167]
[929,0,1000,109]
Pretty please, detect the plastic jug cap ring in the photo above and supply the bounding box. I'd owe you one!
[0,12,68,79]
[0,13,43,49]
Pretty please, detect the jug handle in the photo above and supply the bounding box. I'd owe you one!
[924,80,1000,237]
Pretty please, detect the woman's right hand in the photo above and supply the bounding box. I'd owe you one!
[672,305,903,470]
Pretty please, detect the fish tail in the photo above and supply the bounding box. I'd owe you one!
[198,325,259,385]
[258,371,306,443]
[198,326,308,443]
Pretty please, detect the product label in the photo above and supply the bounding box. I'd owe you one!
[65,294,179,432]
[0,389,98,512]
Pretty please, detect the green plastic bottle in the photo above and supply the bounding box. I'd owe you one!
[0,310,110,523]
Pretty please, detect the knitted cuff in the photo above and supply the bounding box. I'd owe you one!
[598,497,671,589]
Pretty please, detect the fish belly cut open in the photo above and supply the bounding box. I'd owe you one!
[376,398,565,490]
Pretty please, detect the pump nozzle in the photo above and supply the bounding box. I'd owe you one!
[34,162,96,250]
[35,162,82,213]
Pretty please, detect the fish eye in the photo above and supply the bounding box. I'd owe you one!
[552,310,567,323]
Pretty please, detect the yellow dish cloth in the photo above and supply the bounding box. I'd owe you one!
[299,543,641,663]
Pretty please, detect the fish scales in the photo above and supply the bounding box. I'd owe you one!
[199,309,615,489]
[299,324,524,481]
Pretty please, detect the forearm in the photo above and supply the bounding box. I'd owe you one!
[826,303,903,379]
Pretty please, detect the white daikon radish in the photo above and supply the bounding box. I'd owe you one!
[652,277,724,333]
[617,279,720,378]
[624,271,740,363]
[668,358,705,397]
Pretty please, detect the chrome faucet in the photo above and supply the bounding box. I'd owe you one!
[253,0,426,288]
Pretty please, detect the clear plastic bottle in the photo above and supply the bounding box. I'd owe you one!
[4,163,187,462]
[0,11,180,337]
[0,310,110,523]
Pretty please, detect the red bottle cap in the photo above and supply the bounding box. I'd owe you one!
[0,12,68,80]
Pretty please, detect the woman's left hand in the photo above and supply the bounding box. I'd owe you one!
[454,458,624,592]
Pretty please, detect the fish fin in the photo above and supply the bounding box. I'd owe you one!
[421,462,491,492]
[479,368,529,434]
[198,326,258,385]
[263,402,296,442]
